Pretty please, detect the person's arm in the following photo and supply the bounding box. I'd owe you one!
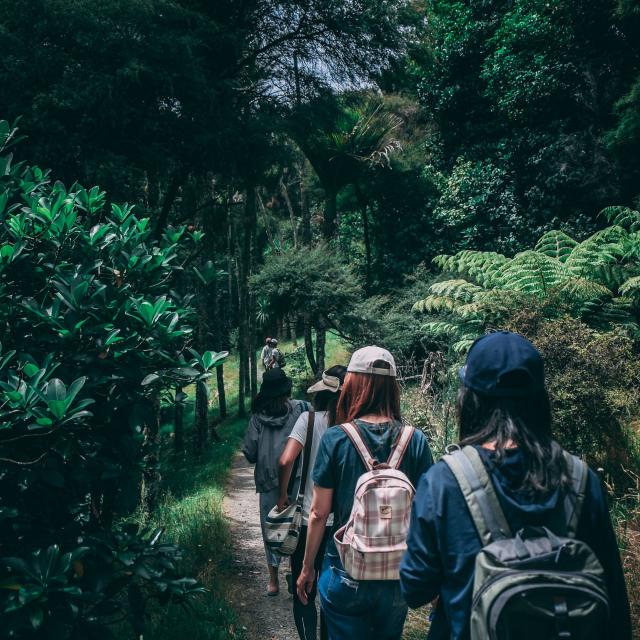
[241,416,260,464]
[296,485,333,605]
[277,437,303,510]
[400,474,443,608]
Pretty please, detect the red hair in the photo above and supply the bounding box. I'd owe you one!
[335,371,401,424]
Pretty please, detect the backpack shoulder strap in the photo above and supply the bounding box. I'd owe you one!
[296,411,315,503]
[387,426,415,469]
[562,451,588,538]
[339,422,375,471]
[442,445,512,545]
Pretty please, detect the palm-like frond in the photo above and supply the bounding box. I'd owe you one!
[495,251,566,295]
[534,230,577,262]
[416,209,640,351]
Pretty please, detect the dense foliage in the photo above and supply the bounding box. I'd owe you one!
[414,207,640,352]
[0,121,224,639]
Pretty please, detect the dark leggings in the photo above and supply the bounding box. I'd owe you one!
[291,526,329,640]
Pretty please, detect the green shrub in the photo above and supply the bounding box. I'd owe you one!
[0,120,223,639]
[506,313,640,482]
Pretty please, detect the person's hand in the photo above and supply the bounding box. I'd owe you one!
[296,564,315,605]
[275,496,290,512]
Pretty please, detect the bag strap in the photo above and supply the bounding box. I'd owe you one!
[387,426,415,469]
[443,445,512,545]
[562,451,588,538]
[340,422,376,471]
[296,411,315,503]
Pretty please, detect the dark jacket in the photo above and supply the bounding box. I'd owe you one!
[242,399,308,493]
[399,446,631,640]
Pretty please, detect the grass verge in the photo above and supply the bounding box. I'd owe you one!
[141,416,247,640]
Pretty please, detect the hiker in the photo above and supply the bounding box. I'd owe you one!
[399,331,632,640]
[242,368,309,596]
[261,337,273,375]
[296,346,434,640]
[277,365,348,640]
[270,338,284,369]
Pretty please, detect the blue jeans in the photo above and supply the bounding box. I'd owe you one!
[318,551,408,640]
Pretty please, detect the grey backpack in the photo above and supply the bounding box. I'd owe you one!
[443,445,609,640]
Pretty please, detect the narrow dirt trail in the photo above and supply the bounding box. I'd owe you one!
[224,453,299,640]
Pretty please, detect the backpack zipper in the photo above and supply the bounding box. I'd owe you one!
[472,569,607,610]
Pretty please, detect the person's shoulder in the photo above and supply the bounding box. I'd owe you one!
[290,399,309,411]
[319,424,348,445]
[415,457,458,492]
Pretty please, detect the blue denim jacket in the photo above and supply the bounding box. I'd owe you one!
[399,446,631,640]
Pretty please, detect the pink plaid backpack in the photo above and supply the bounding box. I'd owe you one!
[334,422,416,581]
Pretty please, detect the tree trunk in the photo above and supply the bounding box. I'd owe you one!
[299,162,312,245]
[280,176,299,248]
[153,172,182,239]
[289,315,298,347]
[235,241,247,417]
[362,203,372,294]
[315,318,326,377]
[248,188,258,399]
[195,380,208,453]
[304,316,318,374]
[174,385,184,451]
[322,189,338,240]
[356,184,373,294]
[216,364,227,419]
[140,392,161,517]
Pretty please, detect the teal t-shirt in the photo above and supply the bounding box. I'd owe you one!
[312,419,434,554]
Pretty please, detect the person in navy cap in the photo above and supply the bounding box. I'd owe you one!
[399,331,631,640]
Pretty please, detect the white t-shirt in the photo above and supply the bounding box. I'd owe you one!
[288,410,334,526]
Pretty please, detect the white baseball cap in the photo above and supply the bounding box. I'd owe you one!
[307,371,342,394]
[347,345,397,377]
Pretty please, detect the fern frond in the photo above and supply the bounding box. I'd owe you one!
[600,206,640,232]
[554,277,612,302]
[422,320,464,338]
[428,279,484,302]
[433,251,507,286]
[452,337,477,354]
[412,295,458,313]
[619,275,640,298]
[534,230,577,262]
[495,251,566,296]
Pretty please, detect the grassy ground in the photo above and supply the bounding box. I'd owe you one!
[141,415,248,640]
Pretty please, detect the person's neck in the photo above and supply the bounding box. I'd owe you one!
[357,413,392,424]
[481,439,517,450]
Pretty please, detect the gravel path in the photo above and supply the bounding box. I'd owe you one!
[224,452,299,640]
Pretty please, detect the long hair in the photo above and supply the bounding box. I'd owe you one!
[457,386,568,495]
[251,394,289,416]
[312,365,347,426]
[336,361,401,424]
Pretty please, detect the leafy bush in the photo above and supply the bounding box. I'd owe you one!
[0,120,222,638]
[505,313,640,480]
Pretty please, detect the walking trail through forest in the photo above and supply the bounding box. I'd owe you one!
[224,453,299,640]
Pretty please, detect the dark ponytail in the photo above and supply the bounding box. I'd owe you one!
[456,386,569,496]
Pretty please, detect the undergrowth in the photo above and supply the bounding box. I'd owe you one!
[133,416,247,640]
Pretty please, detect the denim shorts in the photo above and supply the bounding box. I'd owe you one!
[318,551,408,640]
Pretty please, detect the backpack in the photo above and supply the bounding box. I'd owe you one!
[265,411,314,556]
[443,445,609,640]
[334,422,416,581]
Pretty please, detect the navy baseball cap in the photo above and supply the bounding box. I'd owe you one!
[459,331,545,397]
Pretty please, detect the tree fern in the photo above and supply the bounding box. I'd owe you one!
[535,230,577,262]
[495,251,566,296]
[416,207,640,351]
[600,206,640,232]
